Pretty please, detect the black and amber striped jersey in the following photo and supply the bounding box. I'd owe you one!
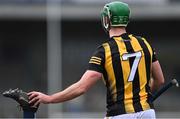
[88,33,157,116]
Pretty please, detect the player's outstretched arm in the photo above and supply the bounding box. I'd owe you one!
[28,70,102,106]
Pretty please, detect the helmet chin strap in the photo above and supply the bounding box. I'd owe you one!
[101,6,111,32]
[101,16,110,34]
[102,27,109,35]
[102,20,111,34]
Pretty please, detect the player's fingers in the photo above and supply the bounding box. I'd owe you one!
[28,93,39,100]
[27,91,38,96]
[29,96,39,104]
[31,100,40,108]
[34,100,41,107]
[35,103,40,108]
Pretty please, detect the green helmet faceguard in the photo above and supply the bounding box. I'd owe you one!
[101,1,130,32]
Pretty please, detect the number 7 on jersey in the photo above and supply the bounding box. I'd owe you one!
[122,51,142,82]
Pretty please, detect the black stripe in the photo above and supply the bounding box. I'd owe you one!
[101,45,113,106]
[101,45,118,116]
[103,69,113,108]
[123,38,143,112]
[136,37,154,108]
[108,39,126,114]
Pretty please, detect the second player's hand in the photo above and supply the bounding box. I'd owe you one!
[28,91,52,107]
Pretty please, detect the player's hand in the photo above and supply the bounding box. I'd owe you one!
[28,91,52,107]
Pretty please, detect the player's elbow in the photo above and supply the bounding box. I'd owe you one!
[76,82,89,95]
[159,79,165,86]
[78,85,88,95]
[78,70,102,94]
[75,79,90,95]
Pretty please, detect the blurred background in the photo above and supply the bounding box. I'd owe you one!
[0,0,180,118]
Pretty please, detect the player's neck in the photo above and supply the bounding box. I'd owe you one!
[109,27,126,38]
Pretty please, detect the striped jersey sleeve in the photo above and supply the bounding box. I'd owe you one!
[88,45,105,73]
[141,37,157,62]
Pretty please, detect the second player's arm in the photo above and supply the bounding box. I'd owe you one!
[150,60,165,92]
[28,70,102,105]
